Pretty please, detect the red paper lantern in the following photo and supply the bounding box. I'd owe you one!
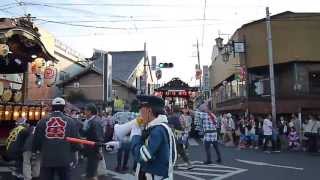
[44,65,57,87]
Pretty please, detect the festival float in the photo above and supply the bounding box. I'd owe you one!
[0,16,57,145]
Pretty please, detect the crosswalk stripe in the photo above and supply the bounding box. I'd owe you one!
[0,167,10,172]
[174,171,206,180]
[191,161,246,170]
[176,167,234,173]
[188,138,199,146]
[175,170,220,177]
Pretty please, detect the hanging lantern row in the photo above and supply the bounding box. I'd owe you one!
[31,58,57,87]
[155,91,196,97]
[0,104,48,121]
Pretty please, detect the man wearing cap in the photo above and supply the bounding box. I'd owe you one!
[107,95,177,180]
[32,97,80,180]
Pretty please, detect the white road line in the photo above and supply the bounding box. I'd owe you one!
[82,169,135,180]
[266,164,304,170]
[176,167,234,173]
[191,161,246,170]
[175,161,248,180]
[175,170,220,177]
[189,138,199,146]
[213,169,248,180]
[236,159,304,171]
[0,167,10,172]
[174,171,206,180]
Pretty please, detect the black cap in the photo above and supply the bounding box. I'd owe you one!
[137,95,165,109]
[85,103,98,115]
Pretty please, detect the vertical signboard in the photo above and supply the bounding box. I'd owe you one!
[151,56,157,71]
[102,52,112,104]
[195,64,202,80]
[140,74,147,95]
[203,65,209,91]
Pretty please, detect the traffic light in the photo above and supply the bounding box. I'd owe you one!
[159,63,173,68]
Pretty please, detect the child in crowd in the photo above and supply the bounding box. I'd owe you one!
[288,127,300,151]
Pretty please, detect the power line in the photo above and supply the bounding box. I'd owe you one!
[21,2,131,18]
[23,2,191,7]
[36,18,219,30]
[0,9,16,16]
[0,3,17,8]
[36,19,128,30]
[21,2,108,16]
[14,0,27,16]
[33,18,221,23]
[201,0,207,47]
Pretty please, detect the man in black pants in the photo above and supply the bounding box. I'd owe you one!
[168,107,193,169]
[80,104,105,180]
[193,105,221,164]
[33,97,80,180]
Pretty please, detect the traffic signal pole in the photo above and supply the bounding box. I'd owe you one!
[197,40,202,90]
[266,7,277,125]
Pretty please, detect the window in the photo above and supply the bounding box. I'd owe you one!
[309,72,320,93]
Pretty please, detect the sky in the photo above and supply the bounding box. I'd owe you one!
[0,0,319,86]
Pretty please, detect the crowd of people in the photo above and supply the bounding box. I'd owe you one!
[212,113,320,153]
[3,95,320,180]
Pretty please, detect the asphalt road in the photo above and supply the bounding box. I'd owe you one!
[1,139,319,180]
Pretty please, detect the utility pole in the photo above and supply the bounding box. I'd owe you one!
[143,42,147,95]
[201,0,207,46]
[196,39,202,90]
[266,7,277,125]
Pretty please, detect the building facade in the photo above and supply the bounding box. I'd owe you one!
[58,67,137,108]
[210,11,320,114]
[26,28,87,103]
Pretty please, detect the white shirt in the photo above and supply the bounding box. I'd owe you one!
[305,120,320,133]
[221,117,227,133]
[263,118,273,135]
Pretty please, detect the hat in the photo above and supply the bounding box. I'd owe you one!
[227,113,232,118]
[137,95,165,109]
[85,103,98,114]
[52,97,66,106]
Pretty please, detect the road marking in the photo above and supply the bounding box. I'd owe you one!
[82,169,135,180]
[189,138,199,146]
[177,167,234,173]
[0,167,10,173]
[96,160,247,180]
[175,161,247,180]
[174,171,206,180]
[236,159,304,171]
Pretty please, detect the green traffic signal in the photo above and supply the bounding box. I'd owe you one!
[159,63,173,68]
